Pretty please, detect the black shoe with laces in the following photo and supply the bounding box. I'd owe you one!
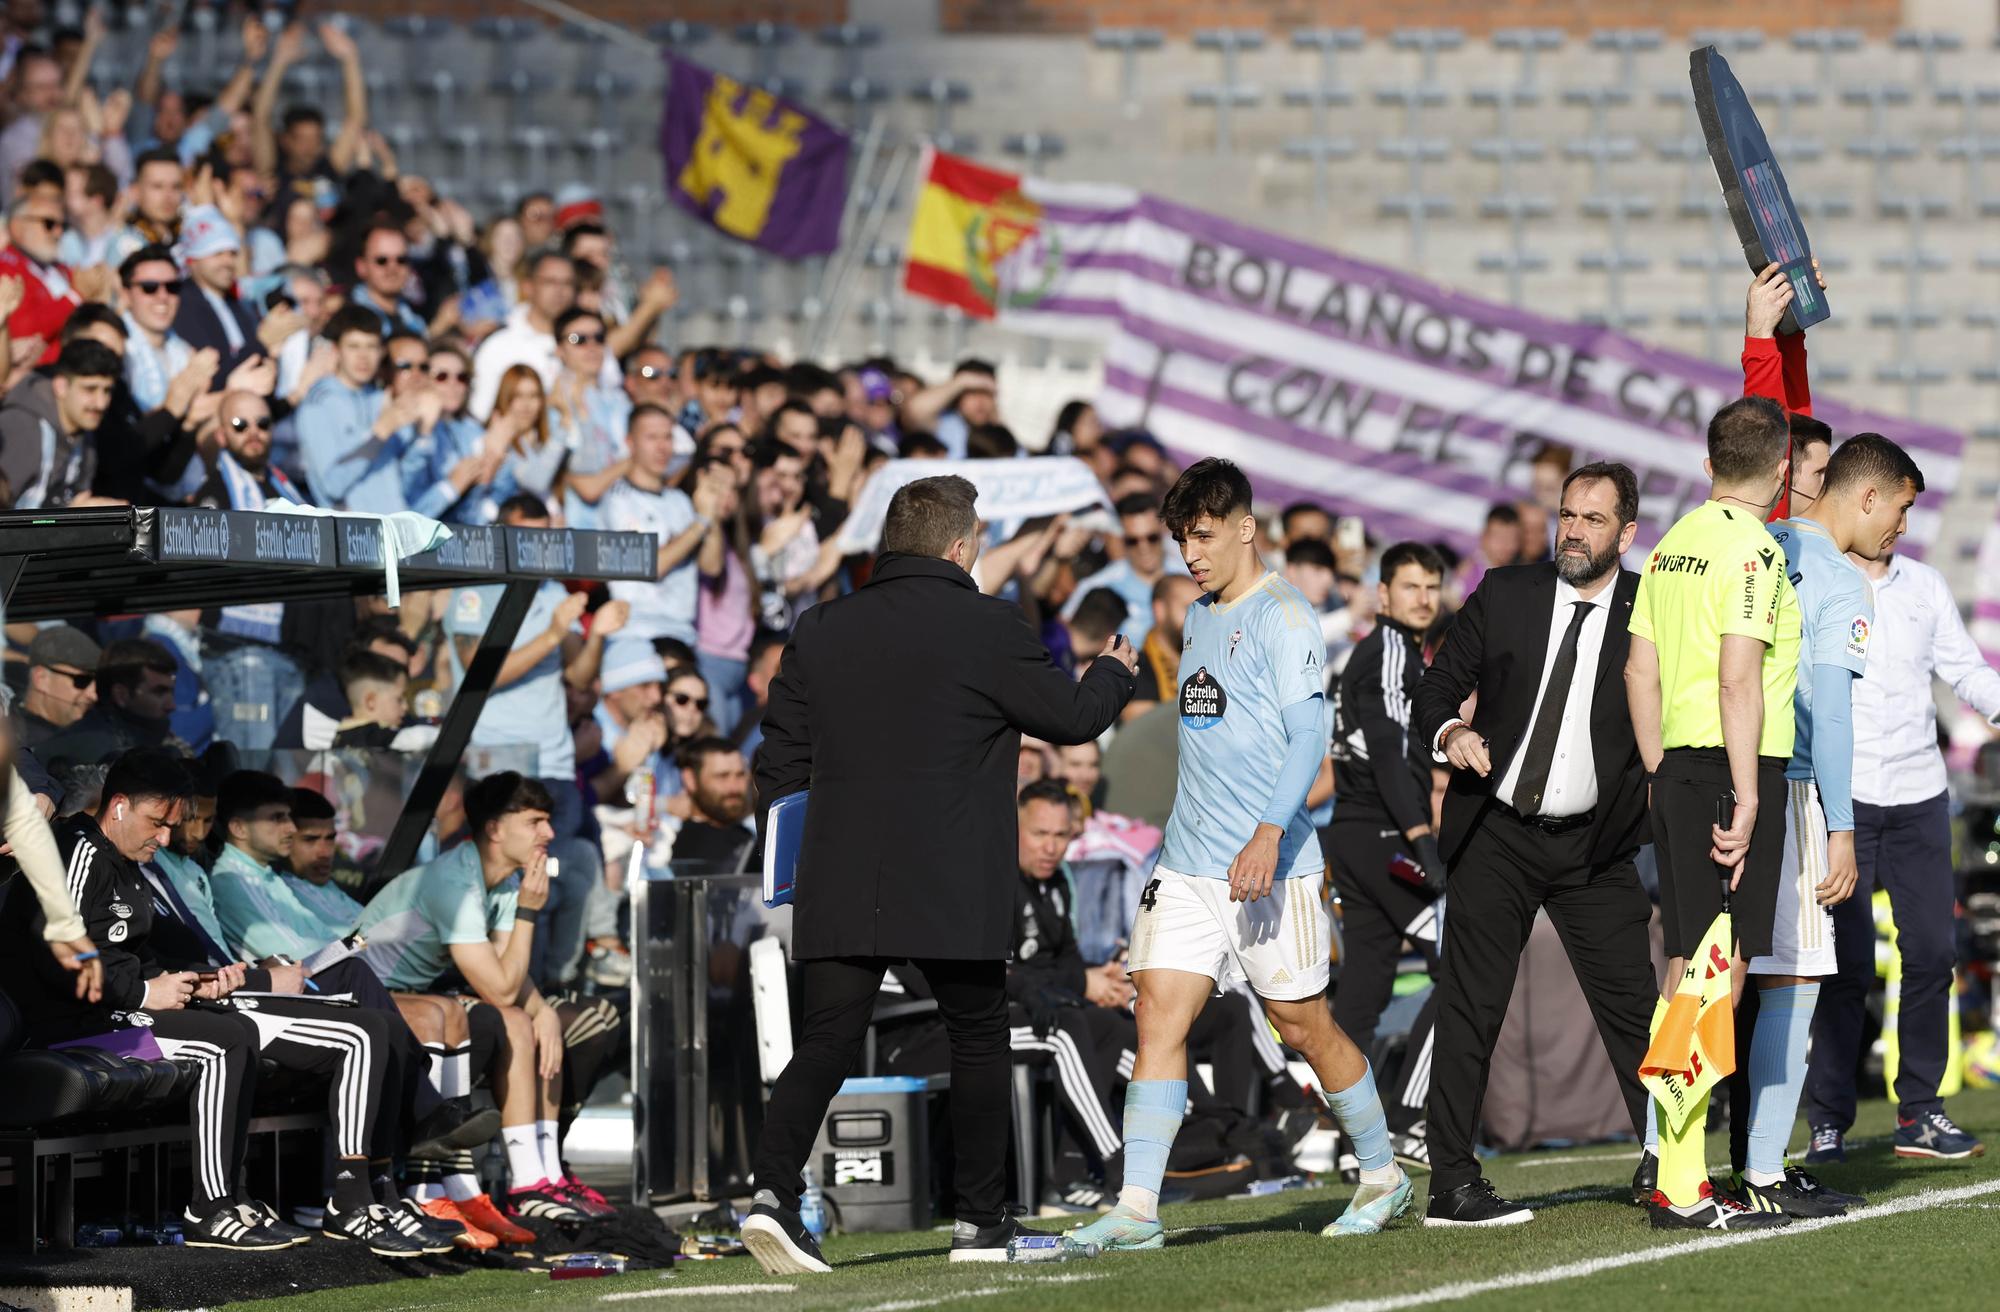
[324,1201,429,1257]
[1728,1172,1846,1219]
[1646,1181,1791,1231]
[1424,1178,1533,1228]
[1631,1152,1658,1207]
[378,1199,454,1254]
[182,1205,291,1251]
[740,1189,831,1275]
[396,1197,466,1247]
[1784,1166,1865,1210]
[950,1215,1036,1263]
[240,1200,313,1246]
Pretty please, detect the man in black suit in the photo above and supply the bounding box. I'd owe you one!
[1411,461,1658,1227]
[741,475,1137,1274]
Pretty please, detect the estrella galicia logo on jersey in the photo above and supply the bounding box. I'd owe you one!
[1179,666,1227,728]
[110,901,132,920]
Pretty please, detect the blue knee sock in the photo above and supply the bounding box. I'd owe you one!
[1324,1063,1395,1179]
[1116,1079,1186,1218]
[1746,984,1820,1183]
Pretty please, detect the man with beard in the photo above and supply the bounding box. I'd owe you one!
[669,736,753,869]
[196,391,305,508]
[1410,462,1658,1226]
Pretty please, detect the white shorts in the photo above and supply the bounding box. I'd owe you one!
[1127,865,1331,1002]
[1747,778,1838,977]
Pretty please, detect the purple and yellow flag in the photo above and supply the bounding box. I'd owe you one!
[660,55,850,259]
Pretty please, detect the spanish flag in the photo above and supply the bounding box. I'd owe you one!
[903,149,1044,318]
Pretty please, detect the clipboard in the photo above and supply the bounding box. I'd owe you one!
[763,790,807,908]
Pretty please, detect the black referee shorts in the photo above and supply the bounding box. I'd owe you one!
[1651,747,1787,960]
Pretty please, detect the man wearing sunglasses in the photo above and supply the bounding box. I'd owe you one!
[550,307,636,529]
[1062,494,1191,647]
[352,225,426,338]
[14,626,100,750]
[118,244,193,413]
[195,391,302,511]
[0,190,83,366]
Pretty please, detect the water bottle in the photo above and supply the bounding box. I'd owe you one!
[1008,1232,1094,1263]
[798,1167,829,1240]
[625,764,656,838]
[550,1252,627,1280]
[74,1223,124,1247]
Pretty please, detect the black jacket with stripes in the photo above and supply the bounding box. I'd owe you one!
[1330,617,1433,833]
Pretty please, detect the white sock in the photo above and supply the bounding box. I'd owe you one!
[442,1172,484,1203]
[1359,1163,1402,1186]
[442,1048,471,1099]
[424,1045,447,1095]
[406,1180,446,1203]
[536,1118,565,1182]
[502,1125,547,1190]
[1743,1167,1784,1187]
[1118,1185,1160,1218]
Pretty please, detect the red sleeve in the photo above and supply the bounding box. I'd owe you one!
[6,278,73,366]
[1776,332,1811,416]
[1741,335,1786,406]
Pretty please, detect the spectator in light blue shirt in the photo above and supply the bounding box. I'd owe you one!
[295,303,418,512]
[400,345,508,524]
[903,358,997,460]
[349,226,429,337]
[1062,494,1189,646]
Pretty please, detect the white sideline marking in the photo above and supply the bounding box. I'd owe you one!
[1513,1150,1641,1169]
[851,1273,1104,1312]
[1305,1178,2000,1312]
[601,1285,794,1301]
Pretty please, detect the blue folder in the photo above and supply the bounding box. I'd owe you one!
[763,790,808,908]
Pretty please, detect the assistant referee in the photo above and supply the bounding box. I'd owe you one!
[1624,395,1799,1233]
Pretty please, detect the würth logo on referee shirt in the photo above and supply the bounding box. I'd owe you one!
[1649,552,1708,575]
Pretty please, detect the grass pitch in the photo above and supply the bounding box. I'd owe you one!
[222,1087,2000,1312]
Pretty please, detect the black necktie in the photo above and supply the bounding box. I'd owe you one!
[1514,601,1591,816]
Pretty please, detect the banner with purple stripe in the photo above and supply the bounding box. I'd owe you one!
[976,183,1961,556]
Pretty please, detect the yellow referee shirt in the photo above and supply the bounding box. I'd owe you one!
[1629,500,1802,759]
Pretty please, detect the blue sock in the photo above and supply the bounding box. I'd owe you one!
[1644,1102,1660,1154]
[1746,983,1820,1182]
[1117,1079,1186,1215]
[1324,1063,1394,1176]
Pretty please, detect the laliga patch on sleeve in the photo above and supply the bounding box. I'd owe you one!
[1846,615,1870,659]
[454,590,483,625]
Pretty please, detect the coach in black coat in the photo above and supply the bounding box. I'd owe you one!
[746,474,1136,1261]
[1407,462,1658,1225]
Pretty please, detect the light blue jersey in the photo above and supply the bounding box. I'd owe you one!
[357,843,519,992]
[1160,573,1327,880]
[210,843,356,961]
[1768,518,1872,783]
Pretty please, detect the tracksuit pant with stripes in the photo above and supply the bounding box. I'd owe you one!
[1328,818,1444,1133]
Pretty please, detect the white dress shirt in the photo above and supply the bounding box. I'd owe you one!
[1852,554,2000,807]
[1489,578,1614,817]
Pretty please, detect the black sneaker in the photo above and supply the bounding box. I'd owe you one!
[378,1199,454,1254]
[1802,1125,1845,1164]
[1037,1182,1112,1216]
[1391,1121,1431,1172]
[407,1099,503,1159]
[182,1205,290,1251]
[1646,1182,1791,1231]
[741,1189,831,1275]
[950,1215,1036,1263]
[324,1201,429,1257]
[1424,1178,1533,1228]
[1792,1168,1864,1208]
[397,1197,467,1248]
[1631,1151,1658,1207]
[1728,1172,1845,1219]
[239,1200,313,1246]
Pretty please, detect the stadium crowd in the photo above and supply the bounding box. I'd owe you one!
[0,3,1987,1269]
